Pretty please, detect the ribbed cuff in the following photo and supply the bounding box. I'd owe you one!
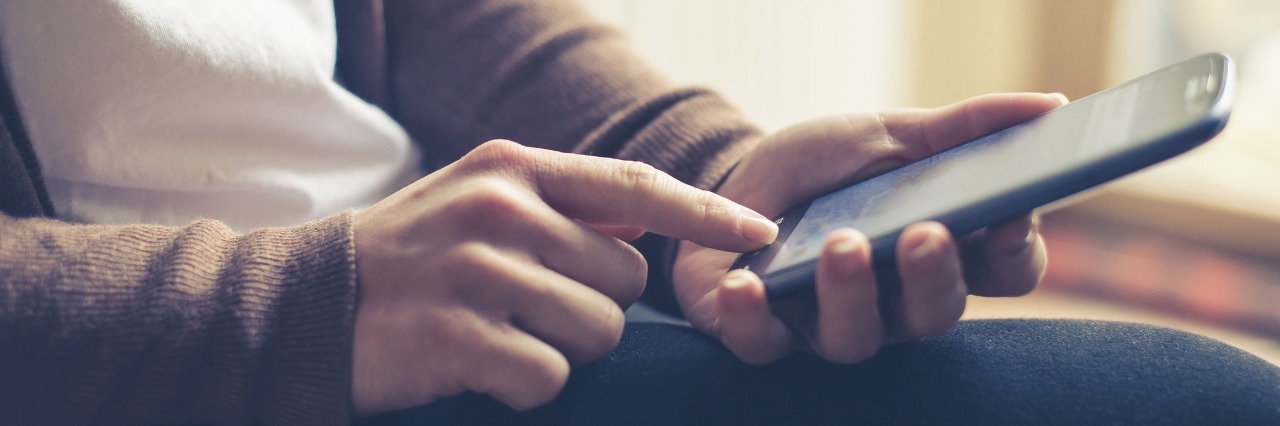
[245,211,359,424]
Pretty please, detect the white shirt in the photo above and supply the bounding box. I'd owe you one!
[0,0,423,230]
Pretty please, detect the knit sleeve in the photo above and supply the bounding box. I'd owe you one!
[380,0,763,310]
[381,0,762,187]
[0,211,358,425]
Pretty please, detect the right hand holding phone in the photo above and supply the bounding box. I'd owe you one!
[674,93,1067,365]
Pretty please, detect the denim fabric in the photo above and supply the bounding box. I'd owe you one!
[360,319,1280,425]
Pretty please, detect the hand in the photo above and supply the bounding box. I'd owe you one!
[349,140,776,414]
[674,93,1068,365]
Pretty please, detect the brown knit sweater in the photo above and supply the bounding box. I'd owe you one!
[0,0,761,424]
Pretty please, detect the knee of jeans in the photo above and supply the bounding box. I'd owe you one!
[888,319,1280,424]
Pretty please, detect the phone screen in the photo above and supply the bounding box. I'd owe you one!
[758,56,1225,277]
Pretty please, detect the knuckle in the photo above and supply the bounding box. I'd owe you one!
[444,242,487,269]
[617,160,665,196]
[457,178,536,223]
[692,190,724,228]
[462,139,534,171]
[515,357,570,410]
[581,304,626,360]
[512,275,555,310]
[616,245,648,306]
[441,242,506,288]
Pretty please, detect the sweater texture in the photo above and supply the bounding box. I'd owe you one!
[0,0,761,423]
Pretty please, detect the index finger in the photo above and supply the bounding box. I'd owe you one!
[525,145,777,252]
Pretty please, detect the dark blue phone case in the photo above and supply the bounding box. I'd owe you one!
[732,53,1235,301]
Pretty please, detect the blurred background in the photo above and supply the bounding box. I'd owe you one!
[583,0,1280,364]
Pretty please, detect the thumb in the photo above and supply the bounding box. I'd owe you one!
[884,92,1068,154]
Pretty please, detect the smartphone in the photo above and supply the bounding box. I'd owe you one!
[732,53,1235,301]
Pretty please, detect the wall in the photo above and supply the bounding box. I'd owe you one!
[912,0,1114,106]
[580,0,914,131]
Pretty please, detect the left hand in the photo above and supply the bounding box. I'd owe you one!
[673,93,1068,365]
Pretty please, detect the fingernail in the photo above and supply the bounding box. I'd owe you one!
[831,236,864,278]
[721,273,759,312]
[909,228,943,261]
[740,212,779,245]
[1047,93,1069,104]
[724,272,750,290]
[832,238,860,256]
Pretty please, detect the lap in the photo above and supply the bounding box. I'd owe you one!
[359,319,1280,425]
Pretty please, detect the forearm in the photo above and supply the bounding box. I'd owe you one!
[381,0,763,188]
[0,212,358,424]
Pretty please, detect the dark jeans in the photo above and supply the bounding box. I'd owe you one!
[359,319,1280,425]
